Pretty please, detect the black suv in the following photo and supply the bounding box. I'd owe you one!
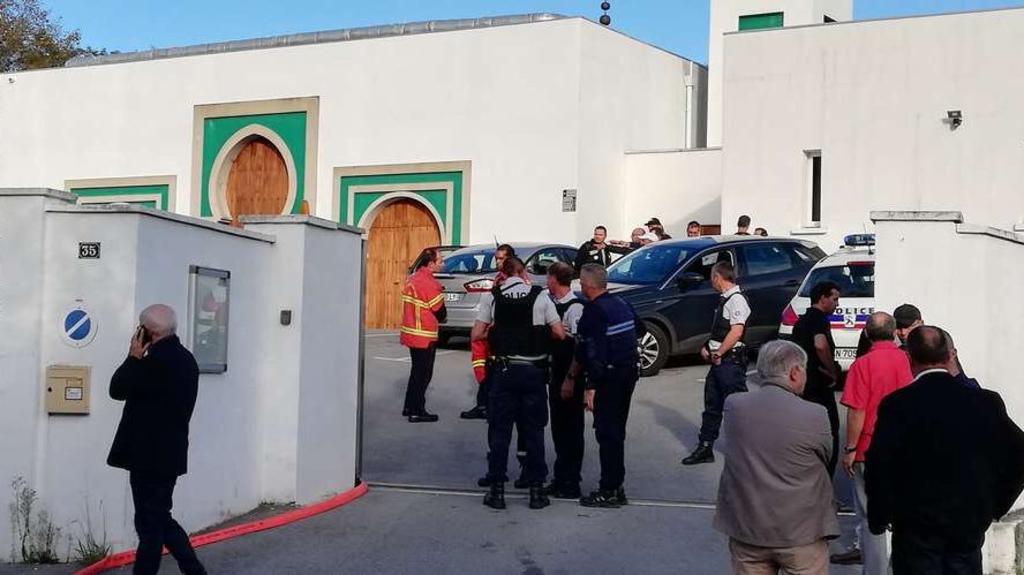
[605,236,826,376]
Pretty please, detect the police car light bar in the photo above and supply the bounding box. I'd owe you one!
[843,234,876,247]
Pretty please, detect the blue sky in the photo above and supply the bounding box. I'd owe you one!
[45,0,1023,65]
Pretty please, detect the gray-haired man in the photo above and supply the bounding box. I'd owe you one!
[714,340,839,575]
[108,305,206,575]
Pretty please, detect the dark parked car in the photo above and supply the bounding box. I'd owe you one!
[605,236,827,376]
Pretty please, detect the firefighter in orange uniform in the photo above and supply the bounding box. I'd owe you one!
[401,248,447,423]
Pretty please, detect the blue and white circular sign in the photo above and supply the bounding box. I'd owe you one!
[61,304,97,348]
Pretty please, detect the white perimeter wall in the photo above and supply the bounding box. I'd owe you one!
[0,18,698,247]
[720,8,1024,251]
[0,192,73,560]
[623,149,722,236]
[246,219,362,503]
[0,195,362,558]
[873,213,1024,516]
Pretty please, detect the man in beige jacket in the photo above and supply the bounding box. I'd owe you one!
[714,340,840,574]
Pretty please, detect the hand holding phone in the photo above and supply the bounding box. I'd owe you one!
[130,325,152,359]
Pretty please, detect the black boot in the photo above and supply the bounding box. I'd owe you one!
[483,483,506,510]
[543,481,582,499]
[529,486,550,510]
[614,486,628,506]
[579,489,621,508]
[460,405,488,420]
[407,411,439,423]
[681,442,715,465]
[477,475,491,488]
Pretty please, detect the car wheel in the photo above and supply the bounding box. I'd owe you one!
[638,322,669,377]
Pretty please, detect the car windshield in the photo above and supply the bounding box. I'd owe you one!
[607,244,691,285]
[441,249,498,274]
[799,263,875,298]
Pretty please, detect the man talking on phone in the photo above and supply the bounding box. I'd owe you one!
[107,304,206,575]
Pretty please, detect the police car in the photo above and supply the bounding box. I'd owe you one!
[778,234,876,370]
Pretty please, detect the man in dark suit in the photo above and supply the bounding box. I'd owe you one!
[108,304,206,575]
[866,326,1024,575]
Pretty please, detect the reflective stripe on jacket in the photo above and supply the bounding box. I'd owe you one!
[400,267,444,348]
[471,339,490,383]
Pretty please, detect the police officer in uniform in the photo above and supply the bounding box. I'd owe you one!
[567,263,642,508]
[682,260,751,465]
[472,257,565,510]
[543,262,586,499]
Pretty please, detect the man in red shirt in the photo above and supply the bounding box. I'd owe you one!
[836,312,913,573]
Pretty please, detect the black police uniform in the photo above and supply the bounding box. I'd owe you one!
[575,292,641,502]
[547,295,586,495]
[792,306,840,477]
[694,291,749,449]
[486,285,550,489]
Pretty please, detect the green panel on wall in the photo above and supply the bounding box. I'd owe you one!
[738,12,784,31]
[200,112,307,217]
[72,184,169,210]
[339,171,464,244]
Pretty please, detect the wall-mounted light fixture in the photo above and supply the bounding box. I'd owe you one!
[945,110,963,130]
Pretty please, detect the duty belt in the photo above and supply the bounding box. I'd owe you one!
[717,347,748,365]
[493,356,549,369]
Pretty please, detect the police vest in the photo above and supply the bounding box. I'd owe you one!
[488,284,550,358]
[552,296,583,366]
[709,291,747,344]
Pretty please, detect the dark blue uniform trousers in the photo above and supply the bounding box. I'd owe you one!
[593,369,638,491]
[698,359,748,444]
[548,357,585,486]
[487,363,548,485]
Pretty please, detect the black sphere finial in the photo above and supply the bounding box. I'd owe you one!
[599,14,611,25]
[599,1,611,26]
[601,1,611,10]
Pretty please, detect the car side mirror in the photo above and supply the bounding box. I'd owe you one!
[676,272,705,290]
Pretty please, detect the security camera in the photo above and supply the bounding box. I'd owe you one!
[946,110,963,129]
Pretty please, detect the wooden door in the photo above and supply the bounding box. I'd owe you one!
[366,200,441,329]
[225,136,289,218]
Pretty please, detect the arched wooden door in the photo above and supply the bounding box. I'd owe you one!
[366,199,442,329]
[225,136,289,218]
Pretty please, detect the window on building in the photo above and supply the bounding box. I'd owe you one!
[806,151,822,225]
[738,12,784,31]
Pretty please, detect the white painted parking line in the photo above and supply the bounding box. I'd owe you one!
[368,483,855,515]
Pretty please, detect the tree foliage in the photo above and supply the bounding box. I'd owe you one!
[0,0,106,72]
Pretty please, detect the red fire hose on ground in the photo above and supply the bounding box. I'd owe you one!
[74,482,369,575]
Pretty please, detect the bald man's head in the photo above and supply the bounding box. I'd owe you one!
[865,312,896,342]
[140,304,177,340]
[906,325,950,372]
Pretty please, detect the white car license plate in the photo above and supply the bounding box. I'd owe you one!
[444,292,461,303]
[834,348,857,361]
